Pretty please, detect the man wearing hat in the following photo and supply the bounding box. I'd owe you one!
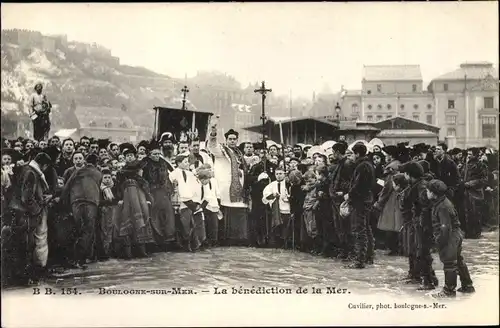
[159,132,177,168]
[344,143,376,269]
[206,123,250,246]
[30,83,52,141]
[141,140,176,248]
[7,152,53,285]
[400,161,438,290]
[119,143,137,163]
[461,147,488,239]
[430,143,460,200]
[328,141,354,260]
[426,179,475,297]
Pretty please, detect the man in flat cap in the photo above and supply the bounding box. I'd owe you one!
[430,142,460,200]
[30,83,52,142]
[206,122,250,246]
[344,143,376,269]
[328,141,355,260]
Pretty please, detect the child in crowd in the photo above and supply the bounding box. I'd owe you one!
[170,153,198,252]
[426,179,475,297]
[301,171,320,253]
[262,165,291,248]
[96,168,117,260]
[198,164,221,248]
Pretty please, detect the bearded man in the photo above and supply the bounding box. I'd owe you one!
[207,124,250,246]
[159,132,176,170]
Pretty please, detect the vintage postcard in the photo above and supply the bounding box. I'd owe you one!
[1,2,499,327]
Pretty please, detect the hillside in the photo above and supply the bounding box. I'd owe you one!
[1,41,184,129]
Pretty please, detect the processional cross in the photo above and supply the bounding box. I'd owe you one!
[254,81,272,144]
[181,85,190,110]
[254,80,273,246]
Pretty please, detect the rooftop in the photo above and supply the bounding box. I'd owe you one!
[362,65,422,81]
[432,62,499,81]
[377,129,438,137]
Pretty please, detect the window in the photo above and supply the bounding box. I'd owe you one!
[400,104,405,110]
[447,128,456,136]
[426,115,433,124]
[376,115,383,121]
[482,116,497,138]
[352,103,359,112]
[413,114,420,121]
[413,104,419,110]
[399,112,406,117]
[387,104,392,110]
[427,104,432,110]
[446,115,457,124]
[448,100,455,109]
[368,104,372,110]
[444,83,449,91]
[377,84,382,92]
[484,97,494,109]
[412,84,417,92]
[367,115,373,121]
[377,104,382,110]
[386,115,392,119]
[367,90,372,95]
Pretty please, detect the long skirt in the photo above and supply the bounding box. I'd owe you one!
[150,187,176,243]
[219,206,249,246]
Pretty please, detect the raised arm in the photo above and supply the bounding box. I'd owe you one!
[206,119,224,158]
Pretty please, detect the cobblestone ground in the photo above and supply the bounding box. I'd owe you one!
[3,231,499,297]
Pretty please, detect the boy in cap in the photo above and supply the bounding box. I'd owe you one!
[426,179,475,297]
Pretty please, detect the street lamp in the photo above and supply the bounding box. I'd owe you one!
[333,102,342,128]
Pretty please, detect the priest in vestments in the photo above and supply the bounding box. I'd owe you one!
[207,125,249,246]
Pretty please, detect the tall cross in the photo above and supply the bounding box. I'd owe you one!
[181,85,190,110]
[254,80,272,247]
[254,81,272,145]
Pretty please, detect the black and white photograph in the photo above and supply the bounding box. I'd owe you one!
[1,2,498,327]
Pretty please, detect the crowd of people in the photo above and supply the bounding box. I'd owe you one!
[1,123,498,298]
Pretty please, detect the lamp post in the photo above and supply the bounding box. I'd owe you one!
[334,102,342,128]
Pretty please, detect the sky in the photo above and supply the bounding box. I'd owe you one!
[1,2,498,98]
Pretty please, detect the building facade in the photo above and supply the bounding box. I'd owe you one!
[428,62,499,148]
[342,65,435,125]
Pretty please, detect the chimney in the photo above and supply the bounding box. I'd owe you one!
[312,91,316,103]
